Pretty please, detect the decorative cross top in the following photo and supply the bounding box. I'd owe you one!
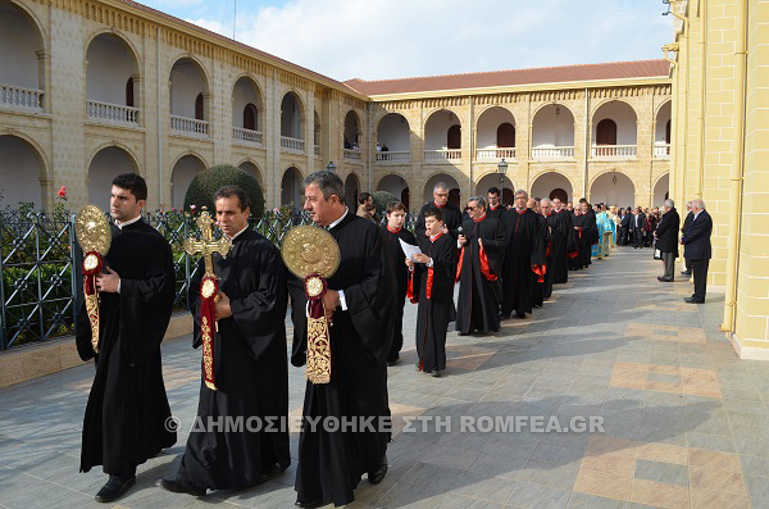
[184,207,232,277]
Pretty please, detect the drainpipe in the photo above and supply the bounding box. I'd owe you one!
[696,0,707,199]
[720,0,748,334]
[583,88,589,199]
[367,101,373,192]
[156,26,163,207]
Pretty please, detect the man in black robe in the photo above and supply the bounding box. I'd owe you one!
[161,185,290,496]
[486,186,505,220]
[415,181,462,239]
[407,206,456,376]
[571,208,590,270]
[540,199,555,300]
[381,200,417,366]
[456,196,505,335]
[500,190,545,319]
[528,198,548,308]
[289,171,394,508]
[548,198,576,284]
[580,199,597,266]
[75,173,176,503]
[680,201,694,276]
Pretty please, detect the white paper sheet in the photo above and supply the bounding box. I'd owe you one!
[398,238,424,262]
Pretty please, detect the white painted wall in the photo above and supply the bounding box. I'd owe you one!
[590,172,635,208]
[0,136,42,207]
[531,172,574,202]
[655,102,672,144]
[171,155,204,209]
[86,34,134,105]
[170,60,205,118]
[88,147,137,211]
[532,105,575,147]
[476,107,515,149]
[280,168,303,208]
[232,77,261,129]
[424,109,461,150]
[377,113,410,151]
[423,173,460,203]
[344,111,360,146]
[592,101,637,145]
[653,174,669,207]
[280,94,302,139]
[0,3,39,89]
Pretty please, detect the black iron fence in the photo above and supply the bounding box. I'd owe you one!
[0,209,417,350]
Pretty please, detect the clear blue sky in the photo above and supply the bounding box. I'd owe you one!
[141,0,674,81]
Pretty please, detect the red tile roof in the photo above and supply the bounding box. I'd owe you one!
[344,60,671,96]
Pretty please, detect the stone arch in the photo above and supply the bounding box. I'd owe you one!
[423,108,462,150]
[376,173,411,210]
[236,159,264,189]
[344,172,361,207]
[232,74,264,131]
[169,152,206,209]
[474,171,515,205]
[169,55,211,120]
[422,172,461,206]
[343,109,362,149]
[589,169,636,208]
[84,30,142,110]
[591,100,638,147]
[531,103,576,149]
[589,98,639,120]
[0,133,48,208]
[376,112,411,153]
[88,145,142,210]
[280,165,304,209]
[280,90,305,140]
[652,172,670,207]
[530,170,576,203]
[0,0,47,95]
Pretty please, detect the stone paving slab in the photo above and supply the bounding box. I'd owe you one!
[1,247,768,508]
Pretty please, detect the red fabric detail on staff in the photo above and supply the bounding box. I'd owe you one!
[199,275,219,389]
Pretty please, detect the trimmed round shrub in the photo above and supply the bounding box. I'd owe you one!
[372,191,396,221]
[184,165,265,216]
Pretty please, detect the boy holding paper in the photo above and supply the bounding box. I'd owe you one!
[382,201,417,366]
[406,206,456,377]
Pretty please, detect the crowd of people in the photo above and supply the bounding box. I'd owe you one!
[76,171,709,508]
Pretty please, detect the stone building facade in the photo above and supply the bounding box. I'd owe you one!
[0,0,670,216]
[668,0,769,355]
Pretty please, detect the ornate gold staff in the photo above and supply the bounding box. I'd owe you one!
[184,207,232,391]
[281,226,340,384]
[75,205,112,354]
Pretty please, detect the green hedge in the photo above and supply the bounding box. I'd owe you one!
[184,164,265,216]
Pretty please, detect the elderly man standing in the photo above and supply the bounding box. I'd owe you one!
[681,199,712,304]
[680,200,694,276]
[654,199,680,282]
[415,182,462,239]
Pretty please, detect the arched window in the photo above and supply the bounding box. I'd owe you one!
[496,123,515,147]
[596,119,617,145]
[447,125,461,149]
[195,93,204,120]
[550,188,568,203]
[243,103,257,130]
[126,77,134,107]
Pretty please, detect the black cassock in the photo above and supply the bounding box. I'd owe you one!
[382,225,417,364]
[455,216,505,334]
[175,229,290,490]
[534,214,551,305]
[289,213,395,507]
[584,210,598,266]
[548,210,576,284]
[487,204,505,221]
[411,232,456,372]
[500,208,545,317]
[415,202,462,239]
[76,219,176,475]
[571,214,591,270]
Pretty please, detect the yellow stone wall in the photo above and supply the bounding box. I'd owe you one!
[670,0,769,355]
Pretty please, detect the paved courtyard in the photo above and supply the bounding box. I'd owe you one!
[1,247,769,508]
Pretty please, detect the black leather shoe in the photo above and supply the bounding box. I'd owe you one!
[160,478,206,497]
[431,370,441,378]
[387,359,398,367]
[657,277,674,282]
[368,455,388,484]
[681,271,691,276]
[684,297,705,304]
[95,475,136,503]
[295,500,324,508]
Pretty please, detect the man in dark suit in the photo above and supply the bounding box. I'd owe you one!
[680,201,694,276]
[654,199,680,282]
[681,199,712,303]
[620,208,631,245]
[630,207,645,248]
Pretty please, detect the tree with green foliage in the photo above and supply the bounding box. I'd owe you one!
[184,165,265,216]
